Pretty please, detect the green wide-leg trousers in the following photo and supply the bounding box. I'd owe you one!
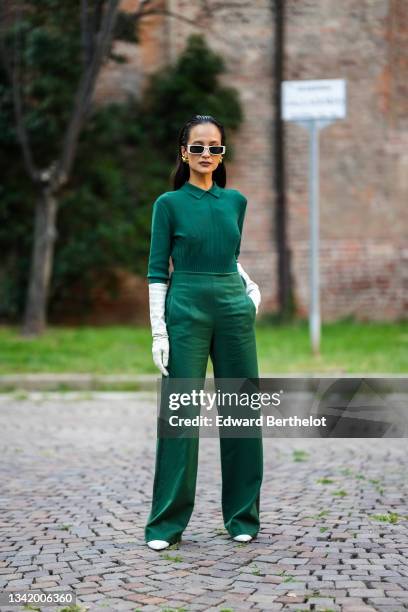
[144,271,263,544]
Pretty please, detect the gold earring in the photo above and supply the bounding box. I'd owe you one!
[182,155,189,163]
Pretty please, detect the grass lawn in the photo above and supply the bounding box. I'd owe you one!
[0,318,407,375]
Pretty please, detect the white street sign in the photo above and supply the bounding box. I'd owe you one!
[281,78,347,354]
[282,79,346,121]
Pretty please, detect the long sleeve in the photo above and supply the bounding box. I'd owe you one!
[235,197,247,262]
[147,195,172,284]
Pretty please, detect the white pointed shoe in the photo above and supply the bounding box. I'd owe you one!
[233,534,253,542]
[147,539,170,550]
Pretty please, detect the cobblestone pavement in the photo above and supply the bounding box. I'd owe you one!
[0,392,407,612]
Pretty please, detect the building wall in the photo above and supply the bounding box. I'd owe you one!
[102,0,407,321]
[285,0,407,320]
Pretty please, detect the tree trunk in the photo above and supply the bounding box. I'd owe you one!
[21,188,58,336]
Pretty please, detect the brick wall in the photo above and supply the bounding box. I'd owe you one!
[97,0,407,321]
[284,0,407,320]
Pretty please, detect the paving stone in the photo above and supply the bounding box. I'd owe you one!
[348,588,386,597]
[341,606,378,612]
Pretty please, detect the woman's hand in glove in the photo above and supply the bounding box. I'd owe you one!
[237,262,261,314]
[149,283,170,376]
[248,291,261,314]
[152,335,169,376]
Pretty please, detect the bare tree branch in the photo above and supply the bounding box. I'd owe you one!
[0,1,39,182]
[0,3,13,78]
[128,2,266,47]
[56,0,159,188]
[56,0,120,186]
[91,0,105,54]
[130,7,201,29]
[80,0,92,67]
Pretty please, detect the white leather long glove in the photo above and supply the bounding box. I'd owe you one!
[237,262,261,314]
[149,283,169,376]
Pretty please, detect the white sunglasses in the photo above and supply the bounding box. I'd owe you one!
[186,144,226,155]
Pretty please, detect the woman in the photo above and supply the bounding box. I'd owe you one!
[145,114,263,550]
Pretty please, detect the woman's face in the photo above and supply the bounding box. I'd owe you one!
[181,123,223,177]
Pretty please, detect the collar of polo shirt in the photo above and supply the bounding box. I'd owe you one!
[180,180,221,199]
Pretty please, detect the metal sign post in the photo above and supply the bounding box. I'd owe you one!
[281,79,347,355]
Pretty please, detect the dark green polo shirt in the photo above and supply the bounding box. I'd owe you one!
[147,180,247,284]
